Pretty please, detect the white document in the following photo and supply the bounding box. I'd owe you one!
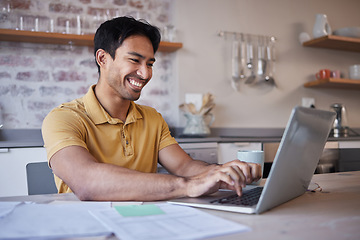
[48,200,142,207]
[49,200,112,207]
[0,202,23,219]
[90,203,251,240]
[0,202,113,239]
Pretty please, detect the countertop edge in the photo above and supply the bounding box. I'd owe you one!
[1,128,360,148]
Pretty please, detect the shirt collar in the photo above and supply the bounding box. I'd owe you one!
[126,102,143,125]
[83,85,143,125]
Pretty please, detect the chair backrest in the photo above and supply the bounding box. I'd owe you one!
[26,162,58,195]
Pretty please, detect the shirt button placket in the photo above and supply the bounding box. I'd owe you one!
[120,128,126,152]
[123,127,133,156]
[122,127,130,156]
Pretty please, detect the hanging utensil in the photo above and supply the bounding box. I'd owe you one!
[239,34,246,80]
[245,41,256,84]
[264,40,276,87]
[231,39,241,91]
[257,37,276,87]
[257,41,266,78]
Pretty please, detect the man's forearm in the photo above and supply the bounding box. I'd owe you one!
[51,146,189,202]
[175,158,215,177]
[73,163,189,201]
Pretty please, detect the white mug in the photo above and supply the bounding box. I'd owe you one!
[237,150,264,185]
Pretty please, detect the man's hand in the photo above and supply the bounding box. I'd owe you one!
[185,160,262,198]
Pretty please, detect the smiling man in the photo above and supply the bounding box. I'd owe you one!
[42,16,261,201]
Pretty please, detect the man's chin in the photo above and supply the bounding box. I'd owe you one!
[132,96,141,101]
[127,92,141,101]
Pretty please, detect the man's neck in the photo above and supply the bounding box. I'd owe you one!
[94,84,130,122]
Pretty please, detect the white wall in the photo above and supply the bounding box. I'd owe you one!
[174,0,360,128]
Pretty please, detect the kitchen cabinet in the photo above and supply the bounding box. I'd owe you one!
[180,142,218,164]
[158,142,218,174]
[302,35,360,90]
[0,147,47,197]
[337,141,360,172]
[0,28,183,53]
[264,140,360,174]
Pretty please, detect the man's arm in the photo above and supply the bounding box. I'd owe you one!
[158,144,211,177]
[50,145,189,201]
[50,144,261,201]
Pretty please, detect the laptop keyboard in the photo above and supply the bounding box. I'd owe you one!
[210,187,263,206]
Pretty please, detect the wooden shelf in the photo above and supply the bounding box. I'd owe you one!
[0,28,183,52]
[302,35,360,52]
[304,78,360,90]
[157,41,183,53]
[302,35,360,90]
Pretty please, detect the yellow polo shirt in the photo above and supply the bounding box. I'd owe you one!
[42,85,177,193]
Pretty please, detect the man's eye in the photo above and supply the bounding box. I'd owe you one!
[130,58,139,63]
[147,63,154,67]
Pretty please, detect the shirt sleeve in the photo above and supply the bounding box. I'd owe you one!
[158,113,178,151]
[42,107,88,161]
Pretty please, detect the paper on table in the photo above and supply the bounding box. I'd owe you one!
[49,200,143,207]
[112,201,143,207]
[114,204,165,217]
[49,200,111,207]
[90,203,251,240]
[0,202,113,239]
[0,202,23,219]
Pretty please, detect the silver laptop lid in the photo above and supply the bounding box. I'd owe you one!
[256,106,336,214]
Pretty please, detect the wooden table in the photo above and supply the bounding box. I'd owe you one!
[208,171,360,240]
[1,171,359,240]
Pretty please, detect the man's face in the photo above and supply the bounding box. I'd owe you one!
[104,35,155,101]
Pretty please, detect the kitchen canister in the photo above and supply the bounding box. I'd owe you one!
[349,64,360,80]
[182,113,214,136]
[312,14,332,38]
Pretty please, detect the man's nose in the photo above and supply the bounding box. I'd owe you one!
[136,64,151,80]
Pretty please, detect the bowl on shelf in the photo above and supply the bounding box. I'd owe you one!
[333,27,360,38]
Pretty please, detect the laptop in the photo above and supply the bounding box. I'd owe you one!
[168,106,336,214]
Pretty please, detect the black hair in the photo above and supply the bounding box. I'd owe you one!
[94,16,161,73]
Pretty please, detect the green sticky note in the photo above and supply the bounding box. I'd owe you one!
[114,204,165,217]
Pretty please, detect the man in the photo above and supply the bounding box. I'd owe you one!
[42,16,261,201]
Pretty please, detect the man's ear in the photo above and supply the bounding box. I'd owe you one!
[96,49,108,69]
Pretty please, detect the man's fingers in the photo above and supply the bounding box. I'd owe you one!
[226,161,263,183]
[229,165,247,187]
[218,166,246,196]
[229,163,253,184]
[251,163,262,181]
[204,161,262,197]
[246,163,262,181]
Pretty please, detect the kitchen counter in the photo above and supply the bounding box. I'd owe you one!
[1,128,359,197]
[173,127,360,143]
[1,128,360,148]
[0,129,44,148]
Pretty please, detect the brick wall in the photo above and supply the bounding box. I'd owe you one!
[0,0,177,128]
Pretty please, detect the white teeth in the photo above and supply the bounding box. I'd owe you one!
[129,79,143,87]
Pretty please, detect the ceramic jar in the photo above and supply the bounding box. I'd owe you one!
[312,14,332,38]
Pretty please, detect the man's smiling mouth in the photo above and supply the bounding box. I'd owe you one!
[127,75,147,92]
[129,78,144,87]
